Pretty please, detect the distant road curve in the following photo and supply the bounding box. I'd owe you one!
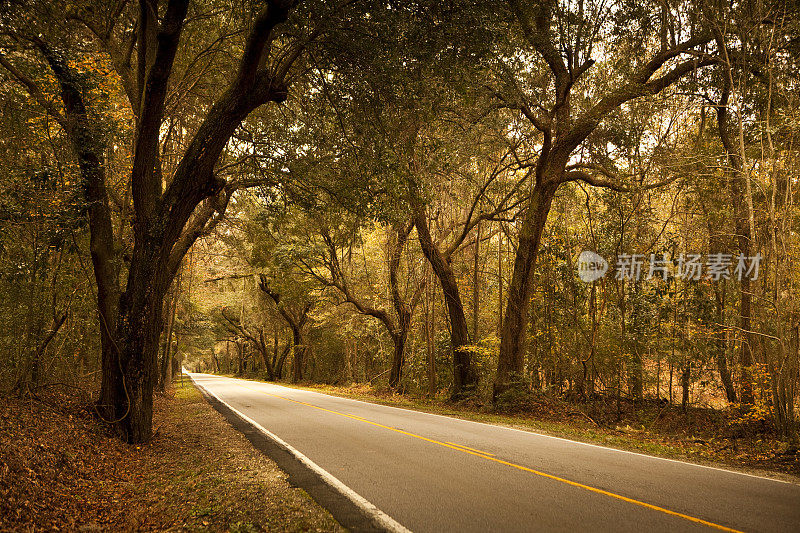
[189,372,800,533]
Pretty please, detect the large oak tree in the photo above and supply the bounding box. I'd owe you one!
[1,0,314,441]
[492,0,722,397]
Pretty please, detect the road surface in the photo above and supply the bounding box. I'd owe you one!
[188,372,800,532]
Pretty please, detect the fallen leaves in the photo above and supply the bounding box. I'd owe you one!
[0,384,342,531]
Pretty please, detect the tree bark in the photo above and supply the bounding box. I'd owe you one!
[472,223,481,341]
[259,275,312,384]
[158,272,180,392]
[35,0,296,442]
[425,270,437,396]
[494,182,557,398]
[387,223,415,389]
[411,198,478,399]
[714,282,737,402]
[492,1,719,404]
[716,81,755,405]
[681,362,691,411]
[290,325,305,382]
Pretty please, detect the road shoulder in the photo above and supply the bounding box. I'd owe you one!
[0,378,342,531]
[191,374,406,532]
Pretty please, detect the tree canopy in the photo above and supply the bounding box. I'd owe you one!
[1,0,799,444]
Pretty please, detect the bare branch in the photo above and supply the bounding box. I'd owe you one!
[561,169,681,192]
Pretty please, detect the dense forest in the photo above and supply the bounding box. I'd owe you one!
[1,0,798,449]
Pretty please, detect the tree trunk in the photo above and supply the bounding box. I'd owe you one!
[211,350,220,373]
[26,313,68,390]
[716,76,755,406]
[38,47,122,420]
[258,276,311,384]
[714,283,737,402]
[389,331,408,389]
[158,278,178,392]
[425,273,437,396]
[343,337,353,384]
[494,183,557,398]
[472,222,481,341]
[259,331,276,381]
[412,199,477,399]
[497,227,503,336]
[28,0,296,444]
[275,340,291,380]
[114,274,168,443]
[291,326,304,382]
[387,222,414,390]
[681,362,691,411]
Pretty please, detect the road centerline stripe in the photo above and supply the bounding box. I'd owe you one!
[445,441,496,456]
[241,382,743,533]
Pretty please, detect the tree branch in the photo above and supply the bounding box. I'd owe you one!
[0,52,68,129]
[561,169,681,192]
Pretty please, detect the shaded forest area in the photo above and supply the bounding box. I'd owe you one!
[1,0,799,464]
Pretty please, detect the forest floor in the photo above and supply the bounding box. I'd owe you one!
[0,378,342,532]
[285,381,800,481]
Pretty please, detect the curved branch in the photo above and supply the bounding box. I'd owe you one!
[561,169,681,192]
[0,52,68,129]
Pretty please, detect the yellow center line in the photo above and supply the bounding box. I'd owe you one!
[445,441,496,456]
[242,384,742,533]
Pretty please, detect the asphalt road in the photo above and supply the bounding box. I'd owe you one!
[188,373,800,533]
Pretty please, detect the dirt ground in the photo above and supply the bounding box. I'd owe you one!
[0,379,342,532]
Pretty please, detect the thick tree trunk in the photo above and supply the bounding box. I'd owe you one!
[497,228,503,336]
[494,183,557,398]
[259,331,276,381]
[412,199,477,399]
[113,314,160,443]
[276,339,290,380]
[387,223,414,390]
[102,0,292,442]
[261,349,275,380]
[211,350,220,373]
[113,240,172,443]
[389,331,408,389]
[87,180,122,419]
[237,341,245,374]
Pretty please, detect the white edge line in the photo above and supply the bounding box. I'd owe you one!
[191,373,797,486]
[187,373,412,533]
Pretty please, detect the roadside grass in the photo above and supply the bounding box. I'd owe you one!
[232,378,799,481]
[0,377,342,532]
